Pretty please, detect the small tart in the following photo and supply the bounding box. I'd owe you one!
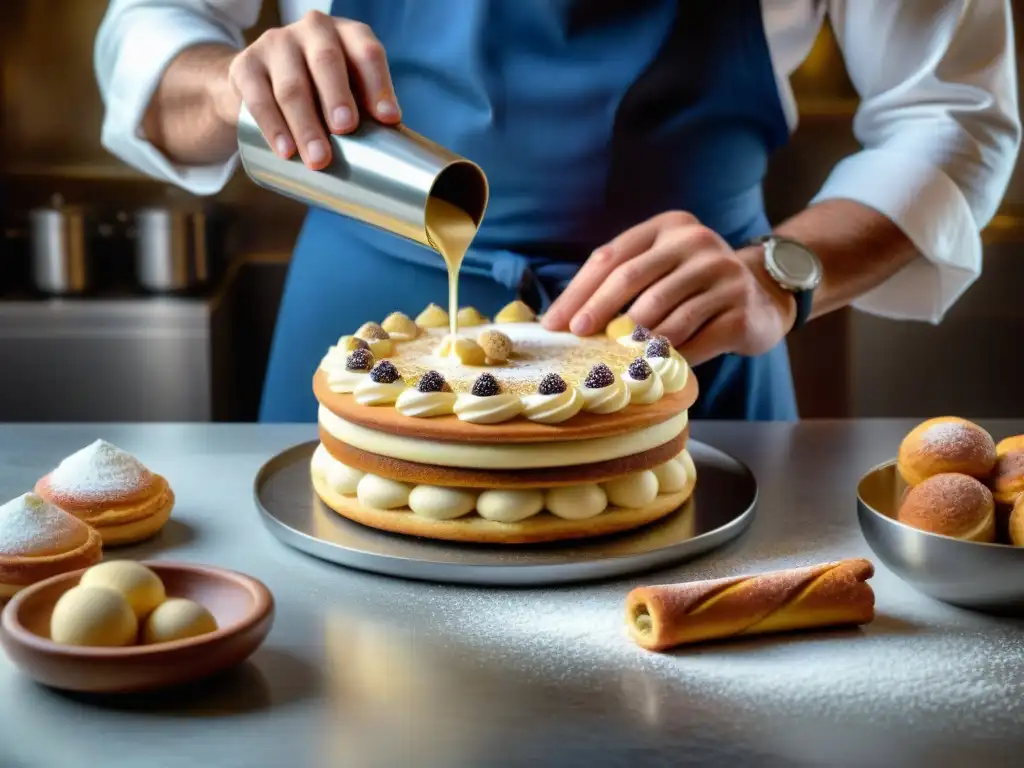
[34,440,175,546]
[0,492,103,598]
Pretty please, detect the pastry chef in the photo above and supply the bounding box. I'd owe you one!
[95,1,1019,422]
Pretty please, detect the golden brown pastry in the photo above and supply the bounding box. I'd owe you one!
[991,435,1024,506]
[897,417,996,487]
[897,472,995,542]
[1009,494,1024,547]
[0,492,102,599]
[35,439,175,546]
[625,559,875,651]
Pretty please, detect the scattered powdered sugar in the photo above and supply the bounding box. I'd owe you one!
[47,439,150,500]
[0,492,85,556]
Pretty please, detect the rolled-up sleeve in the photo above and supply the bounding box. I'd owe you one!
[812,0,1021,323]
[95,0,260,195]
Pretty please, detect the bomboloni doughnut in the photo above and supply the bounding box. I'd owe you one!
[897,472,996,543]
[991,435,1024,506]
[35,440,175,546]
[1009,494,1024,547]
[897,417,996,487]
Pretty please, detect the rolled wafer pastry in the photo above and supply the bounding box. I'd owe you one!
[625,558,875,651]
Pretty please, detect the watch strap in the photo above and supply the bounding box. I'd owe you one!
[792,287,813,331]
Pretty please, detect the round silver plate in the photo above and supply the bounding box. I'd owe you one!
[253,439,757,586]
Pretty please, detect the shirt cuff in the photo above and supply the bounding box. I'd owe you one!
[99,9,243,196]
[810,148,983,324]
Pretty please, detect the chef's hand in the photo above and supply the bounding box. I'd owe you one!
[542,212,797,366]
[228,11,400,169]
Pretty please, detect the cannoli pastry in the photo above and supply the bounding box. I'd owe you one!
[625,559,875,651]
[0,492,102,599]
[35,439,175,546]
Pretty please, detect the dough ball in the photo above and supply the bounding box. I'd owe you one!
[51,585,138,647]
[142,598,218,644]
[652,459,689,494]
[604,471,659,509]
[80,560,166,619]
[545,485,607,520]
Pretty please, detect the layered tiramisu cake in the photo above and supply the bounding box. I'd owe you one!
[311,301,698,544]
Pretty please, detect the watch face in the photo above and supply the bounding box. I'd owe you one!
[768,239,822,291]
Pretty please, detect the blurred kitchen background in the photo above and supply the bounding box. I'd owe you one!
[1,1,1022,422]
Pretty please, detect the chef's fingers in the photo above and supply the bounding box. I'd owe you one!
[543,220,662,332]
[673,306,741,366]
[262,31,333,169]
[300,11,358,133]
[568,248,678,338]
[628,255,718,331]
[228,53,295,159]
[336,20,401,123]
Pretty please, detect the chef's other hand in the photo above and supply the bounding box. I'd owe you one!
[542,211,797,366]
[229,11,400,169]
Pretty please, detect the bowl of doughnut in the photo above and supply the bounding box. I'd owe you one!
[857,417,1024,614]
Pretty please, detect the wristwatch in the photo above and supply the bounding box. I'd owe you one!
[748,234,822,332]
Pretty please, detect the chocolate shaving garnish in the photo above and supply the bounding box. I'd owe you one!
[369,360,401,384]
[417,370,448,393]
[471,373,501,397]
[537,373,568,396]
[628,358,653,381]
[645,337,671,359]
[345,349,374,372]
[630,326,652,342]
[583,363,615,389]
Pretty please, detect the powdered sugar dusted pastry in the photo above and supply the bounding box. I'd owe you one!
[35,440,175,546]
[0,492,102,598]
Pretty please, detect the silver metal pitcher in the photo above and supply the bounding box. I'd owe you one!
[236,104,489,246]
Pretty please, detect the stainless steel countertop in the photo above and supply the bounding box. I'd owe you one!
[1,421,1022,768]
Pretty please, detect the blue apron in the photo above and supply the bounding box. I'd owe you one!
[259,0,799,424]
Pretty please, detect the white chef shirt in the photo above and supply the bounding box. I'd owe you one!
[94,0,1021,324]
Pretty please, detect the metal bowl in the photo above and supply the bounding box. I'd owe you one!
[857,460,1024,614]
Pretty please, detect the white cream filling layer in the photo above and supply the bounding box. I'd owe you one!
[318,407,688,469]
[311,443,695,523]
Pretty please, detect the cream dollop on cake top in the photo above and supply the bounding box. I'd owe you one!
[47,439,152,502]
[0,492,90,557]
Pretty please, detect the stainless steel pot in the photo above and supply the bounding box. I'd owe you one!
[133,206,210,293]
[29,200,91,295]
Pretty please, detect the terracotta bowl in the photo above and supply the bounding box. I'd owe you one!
[0,561,275,694]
